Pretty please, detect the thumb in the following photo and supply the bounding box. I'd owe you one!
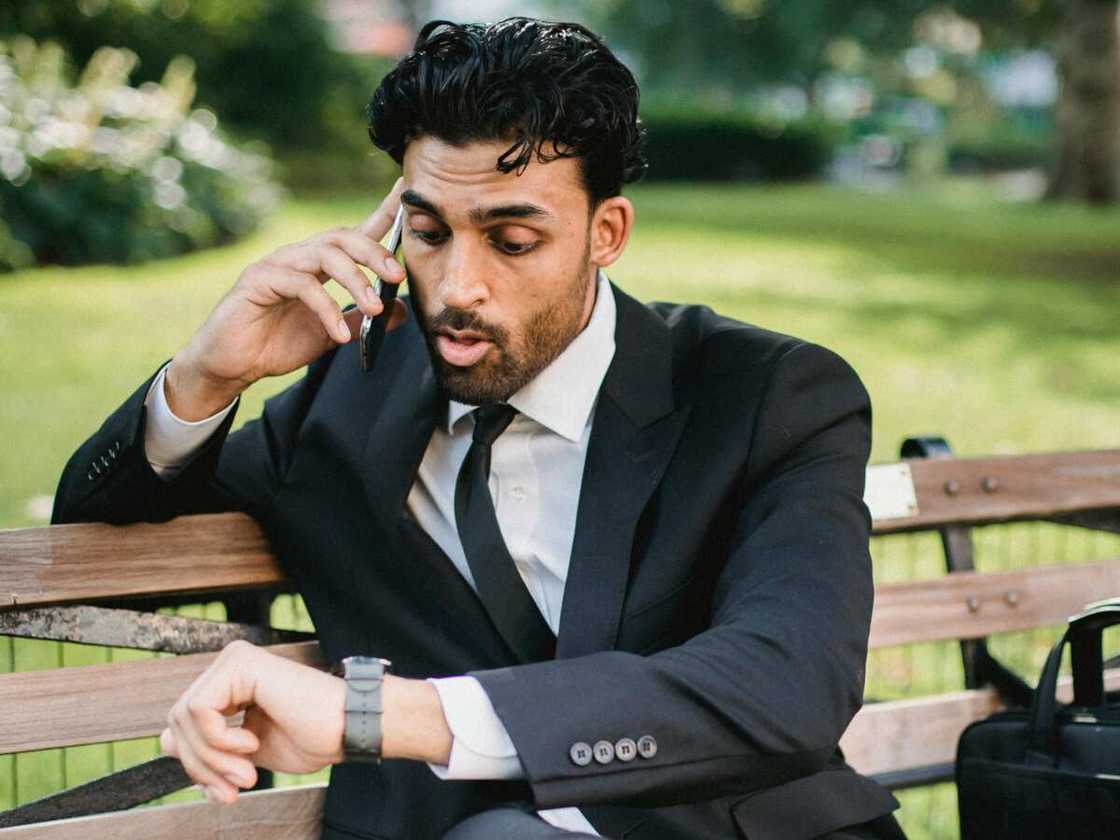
[384,298,409,333]
[340,299,408,343]
[341,307,365,341]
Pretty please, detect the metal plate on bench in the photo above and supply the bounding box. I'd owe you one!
[864,463,918,521]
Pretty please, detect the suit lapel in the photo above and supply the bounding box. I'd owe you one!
[359,320,442,525]
[556,286,690,659]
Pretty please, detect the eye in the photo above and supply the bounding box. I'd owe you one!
[489,226,540,256]
[409,227,447,246]
[493,238,539,256]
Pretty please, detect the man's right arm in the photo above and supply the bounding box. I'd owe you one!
[52,182,409,527]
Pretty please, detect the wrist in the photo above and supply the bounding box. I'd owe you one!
[326,674,347,766]
[380,675,453,766]
[165,353,244,422]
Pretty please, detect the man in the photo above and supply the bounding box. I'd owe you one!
[53,17,905,840]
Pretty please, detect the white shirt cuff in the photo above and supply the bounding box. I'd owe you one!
[143,362,237,481]
[424,676,524,780]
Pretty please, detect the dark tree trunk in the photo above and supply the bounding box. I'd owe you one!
[1049,0,1120,204]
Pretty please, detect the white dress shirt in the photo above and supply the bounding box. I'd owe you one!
[143,271,616,836]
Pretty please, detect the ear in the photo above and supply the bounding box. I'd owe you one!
[588,196,634,268]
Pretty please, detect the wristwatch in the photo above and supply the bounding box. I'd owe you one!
[331,655,392,763]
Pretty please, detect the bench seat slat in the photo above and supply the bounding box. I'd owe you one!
[0,784,325,840]
[0,513,282,609]
[869,558,1120,648]
[0,642,321,754]
[841,668,1120,777]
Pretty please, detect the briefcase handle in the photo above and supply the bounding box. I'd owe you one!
[1028,598,1120,758]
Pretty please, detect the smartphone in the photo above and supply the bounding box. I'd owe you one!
[360,206,405,373]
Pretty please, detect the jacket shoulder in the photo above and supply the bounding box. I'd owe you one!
[645,301,849,395]
[650,300,800,357]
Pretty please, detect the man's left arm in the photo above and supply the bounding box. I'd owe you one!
[468,341,874,810]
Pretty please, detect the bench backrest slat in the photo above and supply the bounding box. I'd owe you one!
[0,784,325,840]
[0,642,321,754]
[869,558,1120,649]
[2,451,1114,608]
[869,450,1120,534]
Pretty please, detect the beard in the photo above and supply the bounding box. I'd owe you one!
[411,253,594,406]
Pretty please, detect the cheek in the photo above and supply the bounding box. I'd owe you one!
[401,253,434,299]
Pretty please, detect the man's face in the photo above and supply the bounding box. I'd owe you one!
[400,136,599,405]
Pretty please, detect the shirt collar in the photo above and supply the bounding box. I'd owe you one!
[446,270,616,442]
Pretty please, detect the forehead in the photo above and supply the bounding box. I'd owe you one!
[401,136,586,219]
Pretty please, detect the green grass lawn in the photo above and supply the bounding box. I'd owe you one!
[1,180,1118,837]
[2,180,1117,527]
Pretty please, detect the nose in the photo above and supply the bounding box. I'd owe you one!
[438,239,489,310]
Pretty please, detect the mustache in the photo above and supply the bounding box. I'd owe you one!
[424,307,508,346]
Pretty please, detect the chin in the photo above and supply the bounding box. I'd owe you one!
[431,354,522,406]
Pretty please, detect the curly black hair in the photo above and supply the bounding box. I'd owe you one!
[367,17,647,205]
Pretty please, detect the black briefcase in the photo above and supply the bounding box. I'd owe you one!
[956,598,1120,839]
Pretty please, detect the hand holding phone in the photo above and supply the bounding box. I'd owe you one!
[164,183,407,420]
[360,205,405,373]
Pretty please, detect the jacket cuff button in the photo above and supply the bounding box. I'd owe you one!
[592,740,615,764]
[569,742,593,767]
[637,735,658,759]
[614,737,637,762]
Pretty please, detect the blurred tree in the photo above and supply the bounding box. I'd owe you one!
[1048,0,1119,203]
[576,0,1119,203]
[953,0,1118,203]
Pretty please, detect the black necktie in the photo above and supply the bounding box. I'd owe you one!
[454,404,556,664]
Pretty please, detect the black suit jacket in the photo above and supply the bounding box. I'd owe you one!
[53,283,899,840]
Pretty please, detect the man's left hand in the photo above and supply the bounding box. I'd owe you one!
[160,640,345,804]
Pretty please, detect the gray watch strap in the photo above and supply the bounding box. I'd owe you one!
[340,656,390,762]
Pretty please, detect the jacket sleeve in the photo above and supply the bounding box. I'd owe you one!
[467,342,874,810]
[51,350,338,527]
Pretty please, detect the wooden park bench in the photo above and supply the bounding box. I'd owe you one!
[1,441,1118,837]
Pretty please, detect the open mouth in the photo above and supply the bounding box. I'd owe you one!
[434,329,495,367]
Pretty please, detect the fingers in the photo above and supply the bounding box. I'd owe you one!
[318,244,385,318]
[257,266,353,344]
[273,234,405,321]
[325,227,406,288]
[163,704,259,804]
[162,643,263,805]
[356,176,405,241]
[235,178,407,360]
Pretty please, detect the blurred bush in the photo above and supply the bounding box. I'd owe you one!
[947,123,1053,173]
[0,0,396,194]
[640,106,839,182]
[0,36,283,271]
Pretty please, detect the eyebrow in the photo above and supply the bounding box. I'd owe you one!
[401,189,553,224]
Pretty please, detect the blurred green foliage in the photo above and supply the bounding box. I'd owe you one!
[947,131,1053,173]
[0,36,283,270]
[0,0,397,192]
[576,0,1058,96]
[641,105,838,181]
[563,0,1091,191]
